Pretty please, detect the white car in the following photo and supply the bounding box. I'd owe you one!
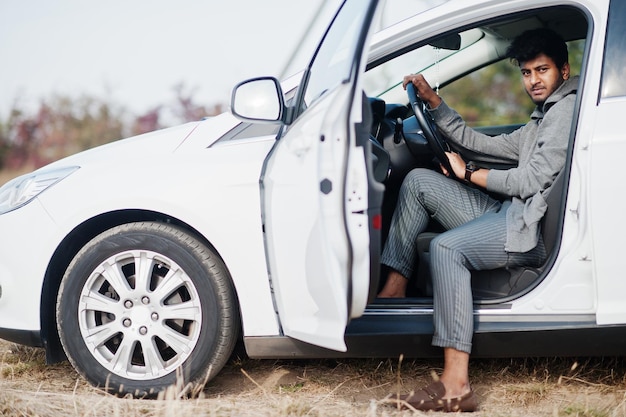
[0,0,624,397]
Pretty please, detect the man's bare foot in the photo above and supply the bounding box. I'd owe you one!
[440,348,472,399]
[377,270,408,298]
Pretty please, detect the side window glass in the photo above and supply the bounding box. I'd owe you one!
[443,59,534,127]
[601,0,626,99]
[302,1,372,108]
[445,39,585,127]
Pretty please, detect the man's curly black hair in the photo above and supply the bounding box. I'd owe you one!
[506,28,569,69]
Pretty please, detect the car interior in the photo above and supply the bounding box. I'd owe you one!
[365,5,589,303]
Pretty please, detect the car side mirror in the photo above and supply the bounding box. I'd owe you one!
[231,77,285,123]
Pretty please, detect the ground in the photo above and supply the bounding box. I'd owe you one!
[1,339,626,416]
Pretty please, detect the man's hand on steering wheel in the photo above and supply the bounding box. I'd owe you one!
[442,151,467,179]
[403,74,442,109]
[404,73,454,176]
[404,74,490,187]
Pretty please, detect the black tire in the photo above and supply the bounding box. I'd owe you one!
[56,222,239,397]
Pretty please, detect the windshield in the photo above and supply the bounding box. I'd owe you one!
[363,28,485,103]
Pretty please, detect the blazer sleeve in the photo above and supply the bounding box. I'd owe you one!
[429,100,524,162]
[486,95,575,199]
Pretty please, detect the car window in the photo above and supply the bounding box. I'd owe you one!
[443,59,533,127]
[302,1,372,108]
[601,0,626,99]
[444,39,585,127]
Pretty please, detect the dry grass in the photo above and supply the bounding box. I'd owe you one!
[2,341,626,416]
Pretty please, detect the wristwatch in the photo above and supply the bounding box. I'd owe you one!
[465,162,480,183]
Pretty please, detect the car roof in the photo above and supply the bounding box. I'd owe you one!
[369,1,588,65]
[480,6,588,43]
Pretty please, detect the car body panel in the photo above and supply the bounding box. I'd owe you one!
[0,198,61,333]
[590,98,626,325]
[262,86,355,351]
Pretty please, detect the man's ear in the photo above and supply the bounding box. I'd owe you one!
[561,62,571,80]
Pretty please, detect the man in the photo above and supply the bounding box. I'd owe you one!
[380,28,579,412]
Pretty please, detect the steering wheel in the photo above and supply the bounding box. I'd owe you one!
[406,83,454,176]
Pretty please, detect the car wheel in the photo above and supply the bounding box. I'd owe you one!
[56,221,239,397]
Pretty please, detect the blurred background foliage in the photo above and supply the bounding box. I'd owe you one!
[0,40,584,185]
[445,39,584,126]
[0,83,225,184]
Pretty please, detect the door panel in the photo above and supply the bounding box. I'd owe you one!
[262,86,353,351]
[261,0,379,351]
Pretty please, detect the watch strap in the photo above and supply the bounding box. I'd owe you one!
[465,162,478,183]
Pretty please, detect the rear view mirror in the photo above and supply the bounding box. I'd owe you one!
[429,33,461,50]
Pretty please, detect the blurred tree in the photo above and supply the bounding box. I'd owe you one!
[0,95,125,171]
[0,85,225,176]
[172,83,211,123]
[132,106,162,136]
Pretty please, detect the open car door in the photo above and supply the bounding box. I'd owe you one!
[261,0,380,352]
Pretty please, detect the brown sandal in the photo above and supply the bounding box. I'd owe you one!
[389,381,478,412]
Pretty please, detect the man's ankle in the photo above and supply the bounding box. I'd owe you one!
[378,271,408,297]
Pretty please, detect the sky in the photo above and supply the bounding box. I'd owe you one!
[0,0,338,118]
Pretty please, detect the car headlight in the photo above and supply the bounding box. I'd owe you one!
[0,166,79,215]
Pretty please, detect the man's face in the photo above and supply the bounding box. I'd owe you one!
[520,53,570,105]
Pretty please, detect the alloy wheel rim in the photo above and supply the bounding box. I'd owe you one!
[77,249,203,380]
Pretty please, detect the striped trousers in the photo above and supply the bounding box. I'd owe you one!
[381,168,546,353]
